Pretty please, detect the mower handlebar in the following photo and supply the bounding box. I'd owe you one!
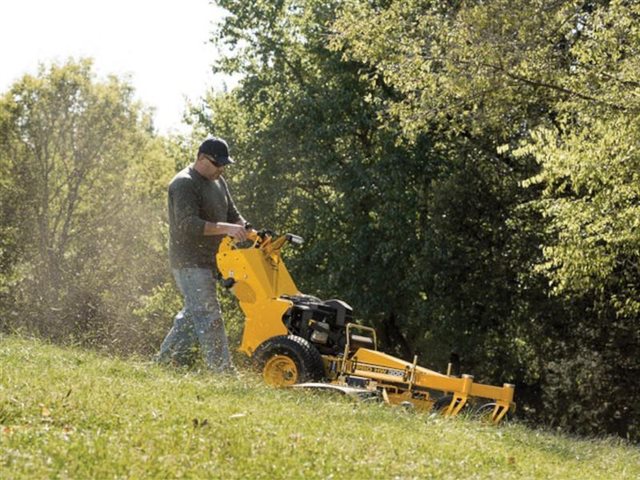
[229,228,304,250]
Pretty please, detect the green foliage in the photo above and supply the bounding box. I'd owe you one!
[196,0,640,440]
[331,0,633,142]
[197,1,442,362]
[0,59,175,352]
[198,0,547,384]
[3,336,640,478]
[513,2,640,440]
[328,0,640,440]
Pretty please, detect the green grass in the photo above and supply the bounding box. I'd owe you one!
[1,336,638,479]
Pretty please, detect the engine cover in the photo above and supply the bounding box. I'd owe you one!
[281,295,354,354]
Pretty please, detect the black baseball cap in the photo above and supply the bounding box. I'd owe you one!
[198,137,234,166]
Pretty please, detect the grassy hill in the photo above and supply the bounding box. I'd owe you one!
[1,336,638,479]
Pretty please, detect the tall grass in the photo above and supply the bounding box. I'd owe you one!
[1,336,638,479]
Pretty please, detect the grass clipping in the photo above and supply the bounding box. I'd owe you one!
[1,336,638,479]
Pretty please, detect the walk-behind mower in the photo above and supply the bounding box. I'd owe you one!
[217,230,515,423]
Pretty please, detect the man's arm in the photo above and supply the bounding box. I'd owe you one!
[207,177,249,241]
[203,221,248,241]
[171,179,207,237]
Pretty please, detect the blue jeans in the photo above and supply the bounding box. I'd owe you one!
[156,268,233,373]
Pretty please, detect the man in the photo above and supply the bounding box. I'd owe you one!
[157,137,249,373]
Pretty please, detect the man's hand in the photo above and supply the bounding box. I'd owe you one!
[220,222,249,241]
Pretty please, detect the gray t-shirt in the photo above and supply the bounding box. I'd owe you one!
[168,165,241,269]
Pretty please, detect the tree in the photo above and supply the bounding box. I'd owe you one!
[200,0,640,439]
[332,0,640,439]
[516,2,640,439]
[197,0,437,358]
[199,0,545,380]
[0,59,176,352]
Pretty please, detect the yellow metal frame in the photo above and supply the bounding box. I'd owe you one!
[217,232,516,423]
[335,347,515,422]
[217,235,295,354]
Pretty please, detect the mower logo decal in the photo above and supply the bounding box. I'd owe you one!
[357,363,405,378]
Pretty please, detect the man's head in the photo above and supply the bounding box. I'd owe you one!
[196,137,234,180]
[197,137,234,166]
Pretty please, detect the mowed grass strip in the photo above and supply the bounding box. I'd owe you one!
[1,336,638,479]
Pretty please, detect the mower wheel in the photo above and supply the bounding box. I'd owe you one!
[253,335,325,387]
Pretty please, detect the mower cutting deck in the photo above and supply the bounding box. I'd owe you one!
[217,230,515,423]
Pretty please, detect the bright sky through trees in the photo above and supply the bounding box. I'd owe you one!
[0,0,231,133]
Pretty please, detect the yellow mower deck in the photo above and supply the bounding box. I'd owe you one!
[217,231,515,423]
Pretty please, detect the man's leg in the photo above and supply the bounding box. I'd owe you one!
[178,268,234,373]
[156,271,198,367]
[156,308,198,367]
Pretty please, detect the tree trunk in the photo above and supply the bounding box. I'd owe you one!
[379,311,413,360]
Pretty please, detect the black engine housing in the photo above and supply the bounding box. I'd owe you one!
[280,295,353,355]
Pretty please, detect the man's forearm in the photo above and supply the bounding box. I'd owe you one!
[203,221,251,243]
[203,221,238,236]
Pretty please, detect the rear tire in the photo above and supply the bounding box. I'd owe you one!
[253,335,325,386]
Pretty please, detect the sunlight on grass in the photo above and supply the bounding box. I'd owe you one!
[1,336,638,479]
